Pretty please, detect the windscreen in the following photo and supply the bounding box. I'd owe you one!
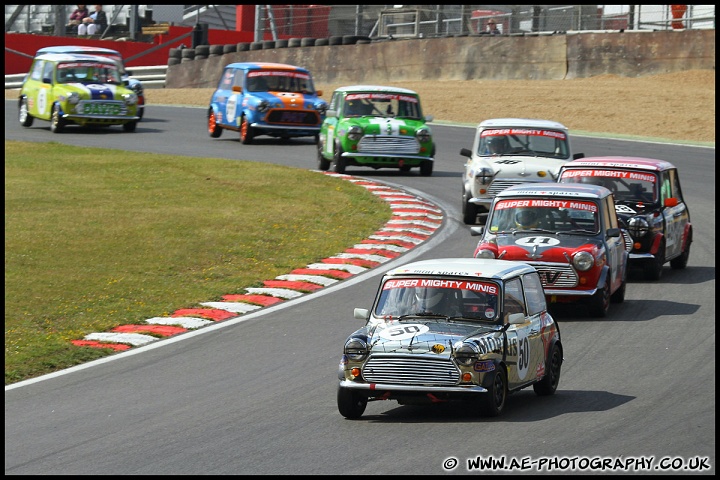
[559,168,658,205]
[246,70,315,93]
[374,277,500,321]
[344,92,421,119]
[57,61,122,84]
[478,127,569,159]
[488,198,599,234]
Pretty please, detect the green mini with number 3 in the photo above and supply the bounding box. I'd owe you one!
[317,85,436,176]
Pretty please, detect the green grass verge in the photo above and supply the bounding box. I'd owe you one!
[4,140,392,385]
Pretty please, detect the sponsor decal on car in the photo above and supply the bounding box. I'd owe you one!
[247,70,310,80]
[561,169,656,183]
[495,199,597,211]
[481,128,567,140]
[346,93,418,103]
[383,279,498,295]
[474,360,496,372]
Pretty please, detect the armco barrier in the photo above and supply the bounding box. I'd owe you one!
[5,65,168,89]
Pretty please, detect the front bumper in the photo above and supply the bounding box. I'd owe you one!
[250,123,321,134]
[342,152,433,161]
[339,380,488,394]
[629,252,657,260]
[64,114,140,122]
[545,288,598,297]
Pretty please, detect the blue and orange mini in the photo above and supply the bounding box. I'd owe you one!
[207,62,328,144]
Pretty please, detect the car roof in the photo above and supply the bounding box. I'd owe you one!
[384,257,537,281]
[560,156,676,172]
[478,118,569,131]
[496,182,612,199]
[36,45,122,57]
[33,52,119,63]
[333,85,419,95]
[224,62,311,73]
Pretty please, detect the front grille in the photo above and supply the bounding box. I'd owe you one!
[622,231,633,252]
[76,100,127,116]
[530,263,578,288]
[488,179,541,196]
[362,355,460,386]
[357,135,420,155]
[265,109,319,125]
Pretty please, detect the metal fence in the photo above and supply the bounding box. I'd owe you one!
[5,5,715,89]
[5,5,716,38]
[5,65,167,89]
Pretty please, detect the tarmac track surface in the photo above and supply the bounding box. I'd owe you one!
[4,102,716,475]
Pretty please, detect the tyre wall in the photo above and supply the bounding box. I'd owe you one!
[164,29,715,89]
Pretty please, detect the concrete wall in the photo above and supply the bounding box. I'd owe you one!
[565,30,715,78]
[165,29,715,89]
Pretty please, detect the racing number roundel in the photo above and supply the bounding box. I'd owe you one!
[378,323,429,340]
[38,88,48,115]
[516,329,530,380]
[226,95,238,124]
[516,236,561,247]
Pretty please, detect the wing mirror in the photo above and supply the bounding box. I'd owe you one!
[354,308,370,320]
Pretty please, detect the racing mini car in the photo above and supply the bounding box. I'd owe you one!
[460,118,585,225]
[318,85,435,176]
[558,156,692,280]
[35,45,146,120]
[207,62,328,144]
[337,257,563,419]
[471,183,630,317]
[18,52,140,133]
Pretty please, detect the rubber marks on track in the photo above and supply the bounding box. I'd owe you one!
[70,173,443,351]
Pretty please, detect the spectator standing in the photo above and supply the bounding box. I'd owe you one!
[670,5,688,29]
[487,18,501,34]
[67,4,89,33]
[78,5,108,36]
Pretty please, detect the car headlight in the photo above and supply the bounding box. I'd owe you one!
[130,83,143,96]
[122,92,138,105]
[475,249,496,259]
[348,125,363,141]
[67,92,80,105]
[627,216,650,238]
[474,167,495,185]
[454,342,480,366]
[257,100,270,113]
[573,251,595,271]
[315,101,328,115]
[416,127,431,143]
[344,338,368,361]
